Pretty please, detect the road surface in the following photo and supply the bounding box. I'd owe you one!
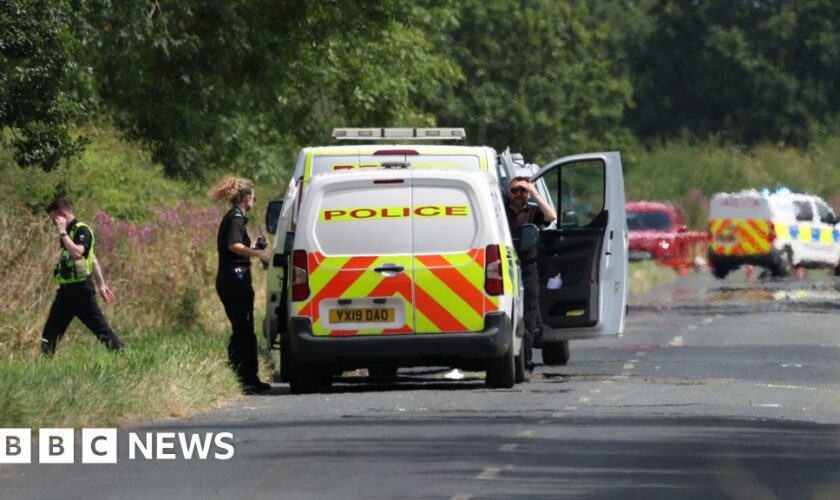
[4,269,840,499]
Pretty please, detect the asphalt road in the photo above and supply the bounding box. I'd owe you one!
[4,269,840,499]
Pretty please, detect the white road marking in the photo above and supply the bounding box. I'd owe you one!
[538,420,551,425]
[578,396,591,403]
[590,388,602,394]
[623,363,635,370]
[668,336,684,347]
[564,406,578,410]
[499,443,519,452]
[477,467,501,479]
[552,412,566,418]
[516,430,534,438]
[703,317,714,325]
[451,495,473,500]
[687,324,698,330]
[636,351,647,356]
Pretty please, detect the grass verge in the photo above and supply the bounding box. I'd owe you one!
[628,260,678,295]
[0,330,242,429]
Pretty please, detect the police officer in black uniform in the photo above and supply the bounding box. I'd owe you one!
[42,198,124,355]
[505,177,556,376]
[209,176,271,394]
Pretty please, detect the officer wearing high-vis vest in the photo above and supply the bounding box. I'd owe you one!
[41,198,124,355]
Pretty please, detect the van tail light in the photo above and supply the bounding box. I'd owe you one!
[485,244,504,296]
[291,250,310,301]
[767,220,776,242]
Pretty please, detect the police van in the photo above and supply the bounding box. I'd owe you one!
[708,189,840,278]
[264,128,628,393]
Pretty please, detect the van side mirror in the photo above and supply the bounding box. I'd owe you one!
[265,200,283,235]
[517,224,540,253]
[561,210,579,228]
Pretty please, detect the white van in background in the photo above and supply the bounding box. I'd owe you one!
[708,189,840,278]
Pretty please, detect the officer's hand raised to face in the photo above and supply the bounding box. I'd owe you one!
[53,215,67,233]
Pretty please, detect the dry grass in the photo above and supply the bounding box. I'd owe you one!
[0,204,269,359]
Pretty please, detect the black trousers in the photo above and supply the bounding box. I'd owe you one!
[41,280,124,355]
[522,262,541,369]
[216,265,259,384]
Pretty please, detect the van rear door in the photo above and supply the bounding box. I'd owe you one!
[307,170,415,336]
[411,175,490,334]
[531,152,628,338]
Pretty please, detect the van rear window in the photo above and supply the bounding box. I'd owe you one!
[314,185,413,256]
[412,185,478,254]
[313,184,479,256]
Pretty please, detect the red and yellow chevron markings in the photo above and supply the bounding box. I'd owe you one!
[709,219,773,256]
[295,249,499,337]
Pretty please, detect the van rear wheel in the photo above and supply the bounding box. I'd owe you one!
[772,247,793,277]
[486,340,515,389]
[514,344,526,384]
[287,350,332,394]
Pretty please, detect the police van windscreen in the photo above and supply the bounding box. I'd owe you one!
[312,154,481,176]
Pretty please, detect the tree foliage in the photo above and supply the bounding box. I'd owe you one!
[0,0,88,171]
[433,0,635,162]
[626,0,840,147]
[4,0,840,177]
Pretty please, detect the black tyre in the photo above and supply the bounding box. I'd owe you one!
[542,341,570,366]
[486,340,515,389]
[712,266,730,279]
[279,343,291,383]
[287,349,331,394]
[514,342,527,384]
[772,247,793,278]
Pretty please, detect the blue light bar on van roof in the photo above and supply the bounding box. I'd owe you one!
[332,128,466,141]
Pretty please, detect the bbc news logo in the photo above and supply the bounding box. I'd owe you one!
[0,429,235,464]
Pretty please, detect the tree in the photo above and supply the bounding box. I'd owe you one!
[79,0,461,181]
[432,0,635,162]
[626,0,840,147]
[0,0,88,171]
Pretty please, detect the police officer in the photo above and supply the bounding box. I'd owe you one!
[505,177,556,376]
[209,176,271,394]
[42,198,124,355]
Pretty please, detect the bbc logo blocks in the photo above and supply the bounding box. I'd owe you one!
[2,428,116,464]
[0,429,31,464]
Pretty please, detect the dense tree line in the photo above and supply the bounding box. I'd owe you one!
[2,0,840,181]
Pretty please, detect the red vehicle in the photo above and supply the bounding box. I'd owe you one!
[626,202,707,270]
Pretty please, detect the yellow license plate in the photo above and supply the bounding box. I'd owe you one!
[329,308,395,323]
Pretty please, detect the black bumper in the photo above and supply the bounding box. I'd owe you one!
[289,312,510,366]
[708,249,778,269]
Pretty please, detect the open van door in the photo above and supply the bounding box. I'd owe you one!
[530,152,627,342]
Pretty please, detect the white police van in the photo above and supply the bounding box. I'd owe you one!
[709,189,840,278]
[264,128,628,391]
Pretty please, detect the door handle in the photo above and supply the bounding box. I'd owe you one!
[374,264,405,274]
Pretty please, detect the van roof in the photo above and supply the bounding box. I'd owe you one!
[295,145,496,180]
[301,144,493,156]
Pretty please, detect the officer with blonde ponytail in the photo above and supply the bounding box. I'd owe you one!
[209,176,271,394]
